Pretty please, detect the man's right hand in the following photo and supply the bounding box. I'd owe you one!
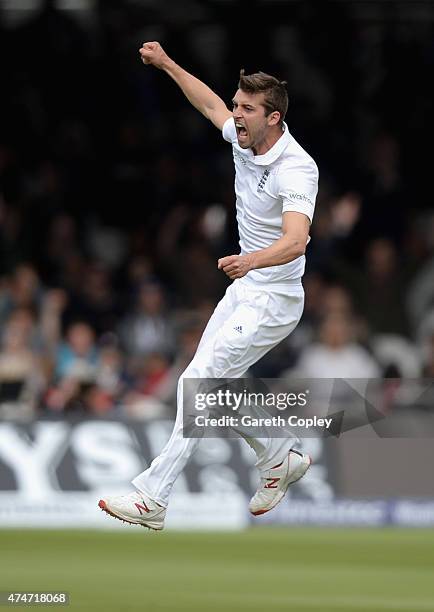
[139,42,171,70]
[138,40,231,130]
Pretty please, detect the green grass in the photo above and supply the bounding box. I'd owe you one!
[1,527,434,611]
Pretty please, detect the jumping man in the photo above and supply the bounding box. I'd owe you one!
[99,41,319,530]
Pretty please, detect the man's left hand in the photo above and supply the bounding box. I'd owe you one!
[217,254,254,280]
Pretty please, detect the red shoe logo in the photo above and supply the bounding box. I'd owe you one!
[264,477,280,489]
[134,501,150,514]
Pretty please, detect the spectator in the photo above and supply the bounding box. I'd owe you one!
[0,308,46,417]
[290,314,381,378]
[339,238,410,336]
[0,263,43,326]
[118,281,174,360]
[54,321,98,382]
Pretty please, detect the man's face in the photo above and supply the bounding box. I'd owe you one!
[232,89,278,150]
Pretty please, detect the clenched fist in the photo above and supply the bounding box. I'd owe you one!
[139,41,171,70]
[218,254,255,280]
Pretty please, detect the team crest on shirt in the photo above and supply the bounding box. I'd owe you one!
[257,169,270,192]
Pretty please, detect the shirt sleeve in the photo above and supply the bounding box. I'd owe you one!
[222,117,236,143]
[277,164,319,223]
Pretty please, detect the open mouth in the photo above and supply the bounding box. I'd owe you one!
[235,122,248,140]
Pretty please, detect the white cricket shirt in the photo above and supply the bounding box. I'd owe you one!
[222,117,319,287]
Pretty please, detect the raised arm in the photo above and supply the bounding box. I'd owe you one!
[139,41,232,131]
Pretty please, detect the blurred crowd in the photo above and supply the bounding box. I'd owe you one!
[1,1,434,419]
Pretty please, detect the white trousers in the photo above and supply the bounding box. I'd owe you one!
[132,278,304,507]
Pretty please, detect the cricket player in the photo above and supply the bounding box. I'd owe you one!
[99,42,319,530]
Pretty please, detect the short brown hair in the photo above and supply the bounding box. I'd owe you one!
[238,70,288,125]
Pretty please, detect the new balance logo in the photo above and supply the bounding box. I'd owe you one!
[264,478,280,489]
[134,501,150,514]
[234,325,243,334]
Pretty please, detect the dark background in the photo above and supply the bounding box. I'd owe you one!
[0,0,433,417]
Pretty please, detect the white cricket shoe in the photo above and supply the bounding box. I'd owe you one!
[98,491,166,530]
[249,450,311,516]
